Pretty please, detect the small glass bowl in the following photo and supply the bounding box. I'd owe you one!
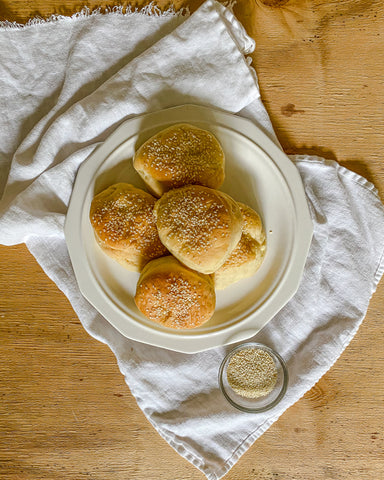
[218,342,288,413]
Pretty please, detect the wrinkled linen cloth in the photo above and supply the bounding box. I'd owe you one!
[1,1,384,478]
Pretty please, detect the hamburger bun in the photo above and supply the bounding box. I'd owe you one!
[213,202,266,289]
[89,183,167,271]
[135,256,216,329]
[154,185,243,274]
[133,123,225,197]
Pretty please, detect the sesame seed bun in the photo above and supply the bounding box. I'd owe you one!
[213,202,266,290]
[135,256,216,329]
[89,183,167,272]
[153,185,243,274]
[133,123,225,197]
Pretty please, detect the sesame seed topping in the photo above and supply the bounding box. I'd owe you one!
[137,124,224,189]
[136,268,215,329]
[156,186,233,256]
[227,348,278,398]
[90,184,167,262]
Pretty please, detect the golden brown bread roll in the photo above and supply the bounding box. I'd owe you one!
[154,185,243,274]
[135,256,216,329]
[133,123,225,197]
[213,202,266,289]
[89,183,167,271]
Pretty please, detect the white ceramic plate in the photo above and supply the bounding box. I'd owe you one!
[65,104,313,353]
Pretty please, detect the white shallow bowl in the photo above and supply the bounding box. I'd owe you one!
[65,104,313,354]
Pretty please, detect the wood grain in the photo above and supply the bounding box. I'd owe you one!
[1,0,384,479]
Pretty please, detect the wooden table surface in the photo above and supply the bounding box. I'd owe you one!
[1,1,383,479]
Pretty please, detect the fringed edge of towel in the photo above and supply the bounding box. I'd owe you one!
[0,3,190,30]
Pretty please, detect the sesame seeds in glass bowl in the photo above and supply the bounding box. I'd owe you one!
[218,342,288,413]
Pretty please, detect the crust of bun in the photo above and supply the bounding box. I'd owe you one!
[135,256,216,329]
[213,202,266,289]
[133,123,225,197]
[154,185,243,274]
[89,183,167,271]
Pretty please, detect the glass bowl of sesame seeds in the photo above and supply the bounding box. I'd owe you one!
[218,342,288,413]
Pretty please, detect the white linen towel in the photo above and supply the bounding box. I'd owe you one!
[0,2,384,479]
